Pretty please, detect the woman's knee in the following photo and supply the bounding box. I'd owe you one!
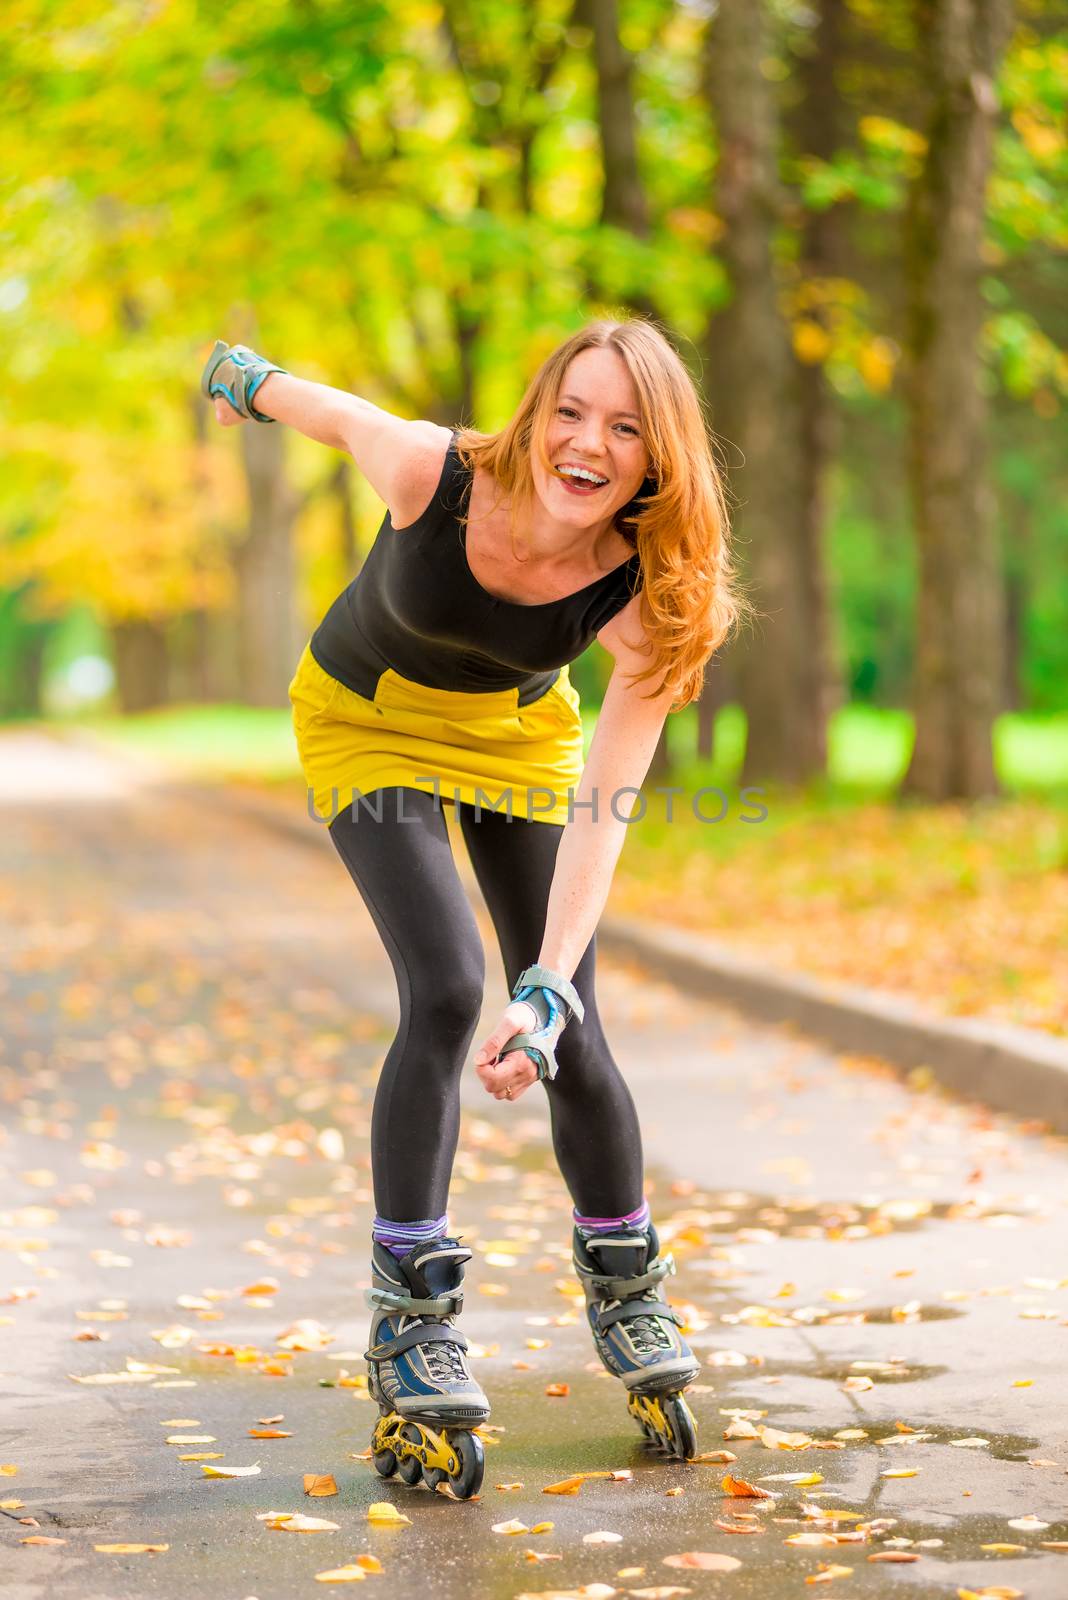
[411,949,485,1046]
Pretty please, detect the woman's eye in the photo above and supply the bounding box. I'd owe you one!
[558,407,639,436]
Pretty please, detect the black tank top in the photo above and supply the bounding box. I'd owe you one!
[309,430,642,706]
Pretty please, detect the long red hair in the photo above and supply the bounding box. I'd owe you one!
[454,317,748,708]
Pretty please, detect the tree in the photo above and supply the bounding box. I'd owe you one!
[704,0,822,785]
[902,0,1015,800]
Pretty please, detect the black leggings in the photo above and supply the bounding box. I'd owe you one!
[326,787,644,1222]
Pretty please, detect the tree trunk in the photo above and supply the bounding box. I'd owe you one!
[1001,490,1028,713]
[581,0,668,777]
[901,0,1013,800]
[792,0,849,750]
[332,457,359,576]
[582,0,658,326]
[235,421,301,707]
[111,619,170,713]
[704,0,820,786]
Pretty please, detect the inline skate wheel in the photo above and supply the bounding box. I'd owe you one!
[445,1429,485,1500]
[397,1422,423,1485]
[662,1394,697,1462]
[372,1447,398,1479]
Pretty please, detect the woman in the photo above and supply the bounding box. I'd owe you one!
[202,319,742,1498]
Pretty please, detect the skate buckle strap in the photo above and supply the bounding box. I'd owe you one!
[364,1286,463,1317]
[364,1321,469,1363]
[592,1297,685,1334]
[582,1251,676,1299]
[506,964,585,1082]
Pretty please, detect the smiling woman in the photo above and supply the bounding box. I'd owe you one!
[453,320,746,708]
[202,315,745,1493]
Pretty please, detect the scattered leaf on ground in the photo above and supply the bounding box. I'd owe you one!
[366,1503,410,1525]
[94,1543,169,1554]
[663,1553,743,1571]
[721,1476,773,1499]
[304,1474,338,1497]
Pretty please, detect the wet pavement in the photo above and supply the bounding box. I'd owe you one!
[1,729,1067,1599]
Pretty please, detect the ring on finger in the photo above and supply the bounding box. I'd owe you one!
[503,1085,513,1099]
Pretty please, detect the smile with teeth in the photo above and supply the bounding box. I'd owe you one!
[555,464,609,490]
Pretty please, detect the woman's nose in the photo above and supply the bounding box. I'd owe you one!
[568,421,609,454]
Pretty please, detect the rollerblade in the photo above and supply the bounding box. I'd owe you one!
[573,1222,700,1461]
[364,1236,488,1499]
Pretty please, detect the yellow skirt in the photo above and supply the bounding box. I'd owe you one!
[288,642,586,826]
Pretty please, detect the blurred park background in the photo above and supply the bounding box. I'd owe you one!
[1,0,1066,1033]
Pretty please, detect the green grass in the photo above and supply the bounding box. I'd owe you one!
[68,703,301,783]
[27,700,1068,799]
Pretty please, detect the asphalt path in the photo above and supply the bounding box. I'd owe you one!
[1,730,1066,1600]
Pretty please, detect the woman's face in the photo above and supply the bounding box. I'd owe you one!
[534,347,651,530]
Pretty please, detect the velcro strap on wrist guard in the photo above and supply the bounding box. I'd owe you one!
[506,964,585,1082]
[201,339,288,422]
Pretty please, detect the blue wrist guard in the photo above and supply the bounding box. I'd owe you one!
[505,963,585,1082]
[201,339,288,423]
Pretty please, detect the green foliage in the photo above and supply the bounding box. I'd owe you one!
[1,0,1066,716]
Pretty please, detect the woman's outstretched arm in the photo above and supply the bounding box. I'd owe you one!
[209,363,445,514]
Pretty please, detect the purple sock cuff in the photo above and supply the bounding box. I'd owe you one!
[373,1213,448,1247]
[573,1200,650,1232]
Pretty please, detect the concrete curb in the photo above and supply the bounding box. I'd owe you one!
[37,729,1068,1139]
[596,915,1068,1137]
[210,780,1068,1139]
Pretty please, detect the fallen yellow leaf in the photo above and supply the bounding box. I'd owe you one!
[265,1513,341,1532]
[759,1472,823,1485]
[201,1462,262,1478]
[314,1566,366,1584]
[721,1475,773,1499]
[757,1425,813,1449]
[663,1551,743,1571]
[94,1543,169,1554]
[366,1503,410,1525]
[304,1474,339,1498]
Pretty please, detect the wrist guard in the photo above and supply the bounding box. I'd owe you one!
[201,339,288,423]
[506,964,585,1082]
